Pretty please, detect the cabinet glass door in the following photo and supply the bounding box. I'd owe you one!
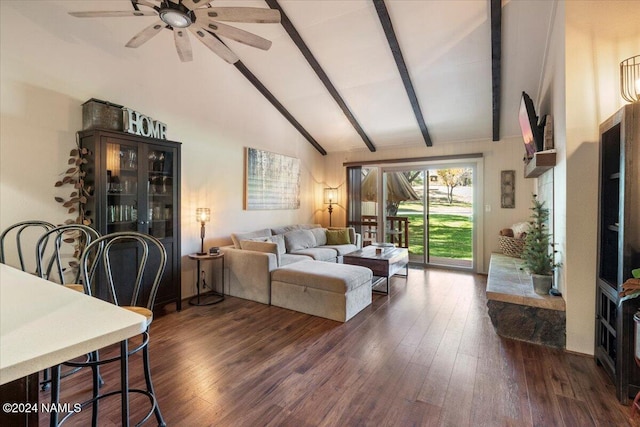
[147,148,174,239]
[106,142,139,233]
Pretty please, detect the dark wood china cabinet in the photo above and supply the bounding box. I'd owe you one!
[79,128,182,311]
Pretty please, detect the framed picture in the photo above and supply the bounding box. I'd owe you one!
[244,147,300,210]
[543,114,554,150]
[501,170,515,209]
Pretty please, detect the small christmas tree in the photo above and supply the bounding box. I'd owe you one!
[521,194,556,276]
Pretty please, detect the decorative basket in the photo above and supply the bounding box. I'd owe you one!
[499,235,525,258]
[82,98,124,131]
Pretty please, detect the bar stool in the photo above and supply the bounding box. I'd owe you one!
[35,224,102,391]
[50,231,167,426]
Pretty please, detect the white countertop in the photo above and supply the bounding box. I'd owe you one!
[0,264,147,385]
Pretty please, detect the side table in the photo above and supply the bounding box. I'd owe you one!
[188,253,225,306]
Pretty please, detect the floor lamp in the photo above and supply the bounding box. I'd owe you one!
[324,188,338,227]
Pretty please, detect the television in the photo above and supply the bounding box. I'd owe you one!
[519,91,545,160]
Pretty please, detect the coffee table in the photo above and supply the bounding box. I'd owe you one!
[343,246,409,294]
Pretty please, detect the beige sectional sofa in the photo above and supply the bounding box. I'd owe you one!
[220,224,364,307]
[271,260,372,322]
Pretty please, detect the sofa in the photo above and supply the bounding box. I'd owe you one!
[271,260,372,322]
[220,224,362,305]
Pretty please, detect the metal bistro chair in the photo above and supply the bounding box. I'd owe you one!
[36,223,101,291]
[49,232,167,427]
[0,220,55,273]
[35,224,102,391]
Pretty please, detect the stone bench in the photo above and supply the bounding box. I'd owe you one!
[486,253,566,348]
[271,260,373,322]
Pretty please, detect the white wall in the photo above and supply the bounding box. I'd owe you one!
[564,1,640,355]
[0,2,325,300]
[324,137,535,274]
[538,0,565,307]
[542,1,640,354]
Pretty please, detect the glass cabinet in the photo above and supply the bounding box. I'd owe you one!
[79,129,182,311]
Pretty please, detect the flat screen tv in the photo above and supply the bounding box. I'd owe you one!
[519,91,544,160]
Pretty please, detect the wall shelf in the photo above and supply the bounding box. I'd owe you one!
[524,150,556,178]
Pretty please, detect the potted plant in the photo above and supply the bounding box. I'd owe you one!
[621,269,640,370]
[620,268,640,303]
[521,194,558,295]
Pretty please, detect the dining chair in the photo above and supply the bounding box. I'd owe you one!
[35,223,101,291]
[35,224,102,391]
[0,220,55,273]
[49,231,167,427]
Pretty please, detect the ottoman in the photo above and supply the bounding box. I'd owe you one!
[270,260,373,322]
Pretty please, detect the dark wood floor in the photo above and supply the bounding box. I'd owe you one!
[40,267,635,426]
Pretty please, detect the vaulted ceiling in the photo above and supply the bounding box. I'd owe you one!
[9,0,557,154]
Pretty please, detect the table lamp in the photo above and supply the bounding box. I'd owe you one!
[196,208,210,255]
[324,187,338,226]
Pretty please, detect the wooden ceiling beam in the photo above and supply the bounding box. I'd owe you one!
[201,27,327,155]
[491,0,502,141]
[266,0,377,153]
[373,0,432,147]
[234,60,327,155]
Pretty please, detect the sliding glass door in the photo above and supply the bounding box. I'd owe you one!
[348,162,478,270]
[424,167,473,268]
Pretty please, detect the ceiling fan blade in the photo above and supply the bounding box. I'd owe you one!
[125,21,166,48]
[196,20,272,50]
[173,28,193,62]
[194,7,280,23]
[188,25,238,64]
[132,0,158,8]
[69,10,156,18]
[182,0,212,11]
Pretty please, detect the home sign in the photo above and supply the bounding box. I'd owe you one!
[123,108,167,140]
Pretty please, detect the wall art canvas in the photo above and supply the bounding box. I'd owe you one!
[245,147,300,210]
[501,170,516,208]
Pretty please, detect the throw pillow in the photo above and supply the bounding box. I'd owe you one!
[270,234,286,256]
[326,229,351,245]
[284,229,317,252]
[309,227,328,246]
[231,228,272,249]
[271,225,300,235]
[239,239,275,251]
[511,222,530,239]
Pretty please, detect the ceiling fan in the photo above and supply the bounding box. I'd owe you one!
[69,0,281,63]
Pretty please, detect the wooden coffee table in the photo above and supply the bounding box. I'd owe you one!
[343,246,409,294]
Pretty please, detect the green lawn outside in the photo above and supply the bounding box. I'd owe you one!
[406,213,473,259]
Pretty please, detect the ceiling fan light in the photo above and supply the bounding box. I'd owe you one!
[159,9,192,28]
